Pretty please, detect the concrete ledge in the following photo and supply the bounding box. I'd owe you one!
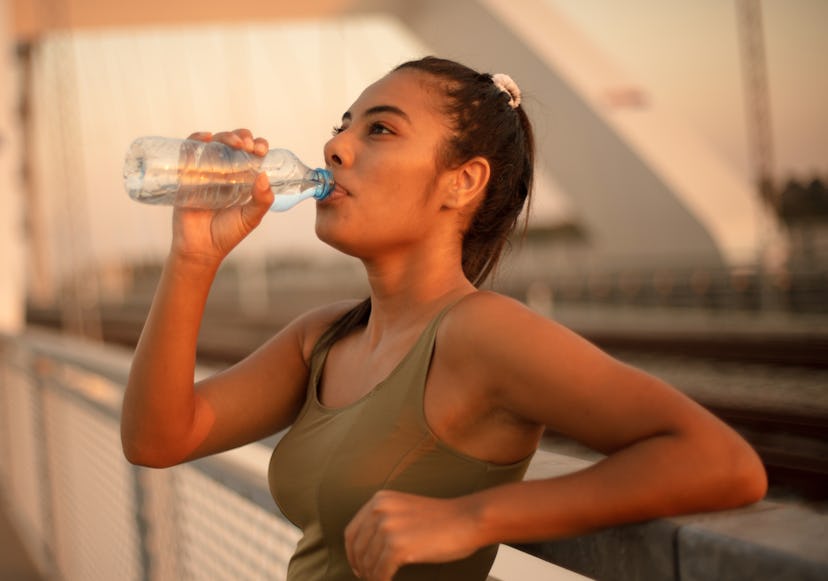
[678,504,828,581]
[514,452,828,581]
[513,502,828,581]
[518,520,677,580]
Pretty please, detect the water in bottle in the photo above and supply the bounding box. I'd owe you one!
[123,136,334,212]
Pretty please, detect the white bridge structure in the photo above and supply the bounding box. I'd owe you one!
[1,0,769,331]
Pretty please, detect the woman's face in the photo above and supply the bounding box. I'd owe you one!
[316,69,455,258]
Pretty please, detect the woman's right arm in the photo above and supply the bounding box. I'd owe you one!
[121,129,316,468]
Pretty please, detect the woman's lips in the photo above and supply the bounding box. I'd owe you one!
[321,183,350,203]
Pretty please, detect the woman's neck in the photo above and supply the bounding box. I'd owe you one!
[360,247,474,346]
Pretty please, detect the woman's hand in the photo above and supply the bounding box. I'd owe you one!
[344,490,482,581]
[171,129,274,265]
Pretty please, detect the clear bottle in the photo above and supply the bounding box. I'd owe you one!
[123,136,334,212]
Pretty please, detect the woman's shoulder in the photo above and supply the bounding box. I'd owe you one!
[440,290,544,352]
[439,290,583,367]
[288,299,364,361]
[445,290,537,329]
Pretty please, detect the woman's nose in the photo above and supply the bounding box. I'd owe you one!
[324,133,352,168]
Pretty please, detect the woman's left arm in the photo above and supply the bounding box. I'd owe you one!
[345,292,767,579]
[453,292,767,543]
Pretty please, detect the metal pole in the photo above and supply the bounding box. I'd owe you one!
[0,0,25,334]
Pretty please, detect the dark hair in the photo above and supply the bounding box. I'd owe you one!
[315,56,535,353]
[397,56,535,285]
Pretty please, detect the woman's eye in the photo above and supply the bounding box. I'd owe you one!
[332,122,392,137]
[368,123,392,135]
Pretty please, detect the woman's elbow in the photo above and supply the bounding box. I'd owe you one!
[122,444,165,469]
[729,442,768,505]
[706,434,768,509]
[121,433,185,469]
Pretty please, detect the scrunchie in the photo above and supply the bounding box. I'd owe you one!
[492,73,521,109]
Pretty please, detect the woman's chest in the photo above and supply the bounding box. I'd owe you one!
[319,333,492,444]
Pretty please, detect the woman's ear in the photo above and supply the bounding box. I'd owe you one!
[444,156,490,210]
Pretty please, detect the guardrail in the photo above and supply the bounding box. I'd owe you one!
[1,329,826,581]
[505,261,828,315]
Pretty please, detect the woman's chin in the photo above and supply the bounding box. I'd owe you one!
[314,221,359,258]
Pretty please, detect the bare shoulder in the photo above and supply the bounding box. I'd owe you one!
[440,290,557,345]
[436,290,547,375]
[437,290,615,398]
[437,291,709,454]
[288,298,365,362]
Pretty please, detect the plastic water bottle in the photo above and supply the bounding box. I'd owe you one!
[123,136,334,212]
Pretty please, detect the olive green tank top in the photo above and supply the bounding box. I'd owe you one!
[268,304,532,580]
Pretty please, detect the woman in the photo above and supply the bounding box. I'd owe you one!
[121,57,766,581]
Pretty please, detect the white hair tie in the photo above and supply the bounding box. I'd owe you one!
[492,73,521,109]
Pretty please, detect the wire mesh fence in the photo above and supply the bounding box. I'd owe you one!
[0,332,301,581]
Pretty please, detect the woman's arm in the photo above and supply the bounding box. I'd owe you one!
[121,128,316,468]
[454,292,767,537]
[344,292,766,580]
[121,254,333,468]
[121,252,219,467]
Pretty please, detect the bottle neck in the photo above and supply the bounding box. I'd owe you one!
[311,168,334,200]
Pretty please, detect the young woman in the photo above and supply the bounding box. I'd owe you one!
[121,57,767,581]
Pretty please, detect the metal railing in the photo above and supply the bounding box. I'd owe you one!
[505,261,828,315]
[0,330,303,581]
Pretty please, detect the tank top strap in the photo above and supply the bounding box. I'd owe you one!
[382,296,466,403]
[305,295,470,411]
[413,298,461,352]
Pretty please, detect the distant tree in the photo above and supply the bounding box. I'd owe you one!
[778,176,828,225]
[806,177,828,219]
[779,178,808,225]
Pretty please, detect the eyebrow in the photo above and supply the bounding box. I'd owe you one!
[341,105,411,123]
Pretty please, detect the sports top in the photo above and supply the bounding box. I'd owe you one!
[268,303,532,580]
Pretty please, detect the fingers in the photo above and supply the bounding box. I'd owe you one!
[188,129,269,156]
[252,136,268,156]
[345,502,379,579]
[212,128,269,156]
[187,130,212,142]
[344,492,481,580]
[237,173,273,231]
[344,506,367,576]
[347,525,405,581]
[345,493,408,581]
[361,533,403,581]
[251,172,274,208]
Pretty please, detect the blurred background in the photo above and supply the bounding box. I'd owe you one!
[1,0,827,342]
[5,0,828,451]
[2,0,828,450]
[4,0,827,466]
[1,1,827,579]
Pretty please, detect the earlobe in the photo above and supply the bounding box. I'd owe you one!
[444,157,490,210]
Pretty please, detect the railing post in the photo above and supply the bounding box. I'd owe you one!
[130,465,153,581]
[33,354,60,580]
